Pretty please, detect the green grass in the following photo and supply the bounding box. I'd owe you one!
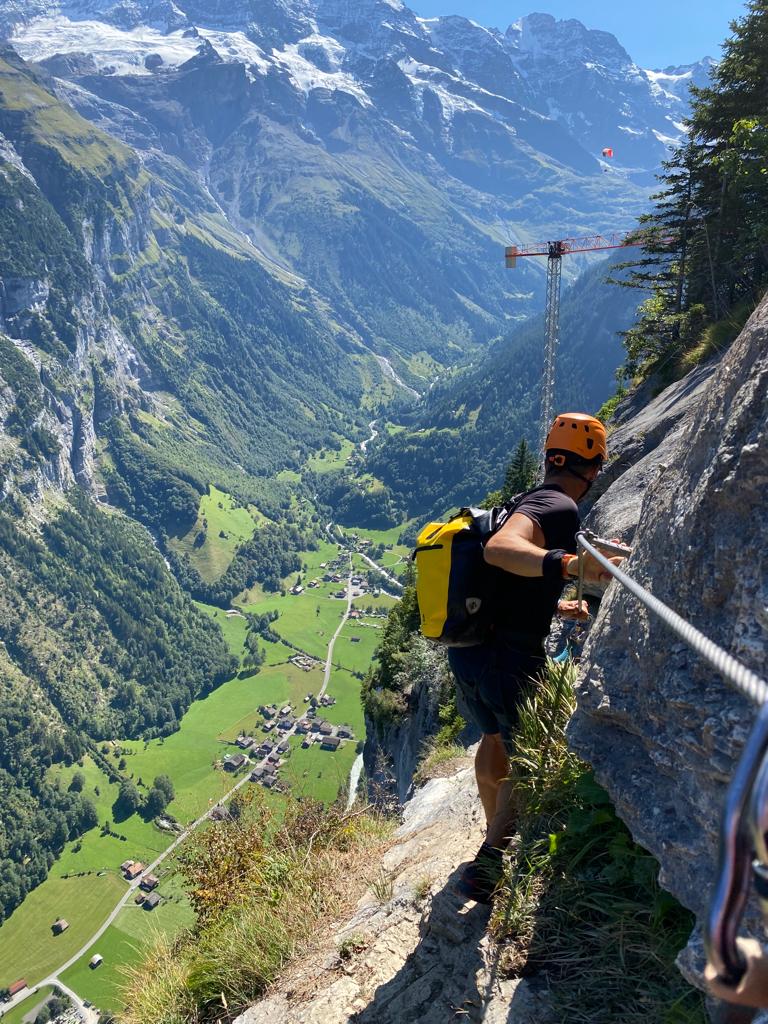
[304,438,355,475]
[0,987,54,1024]
[59,869,193,1015]
[332,620,379,677]
[0,875,126,990]
[284,735,360,806]
[170,486,260,582]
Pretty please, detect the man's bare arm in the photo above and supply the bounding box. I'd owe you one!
[483,513,548,576]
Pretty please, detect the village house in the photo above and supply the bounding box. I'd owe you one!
[278,717,294,730]
[143,892,161,911]
[267,753,280,765]
[140,875,159,892]
[306,707,317,718]
[236,735,254,750]
[210,804,231,820]
[290,584,304,595]
[135,892,146,905]
[318,722,334,736]
[223,753,249,772]
[349,610,361,620]
[121,859,134,873]
[301,738,312,748]
[262,776,276,789]
[262,721,275,732]
[321,736,341,751]
[52,919,69,935]
[7,979,27,998]
[277,740,290,754]
[124,862,144,880]
[257,742,273,756]
[280,704,292,716]
[89,955,103,970]
[337,726,354,740]
[250,767,265,782]
[259,705,276,719]
[295,720,310,734]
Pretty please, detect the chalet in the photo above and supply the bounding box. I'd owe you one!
[263,776,276,789]
[143,892,161,911]
[223,753,248,772]
[8,980,27,997]
[351,577,362,585]
[280,704,292,716]
[277,740,290,754]
[278,717,294,730]
[250,768,265,782]
[301,738,312,749]
[321,736,341,751]
[320,562,327,568]
[134,893,146,905]
[322,574,332,582]
[337,726,354,740]
[335,590,346,599]
[52,918,69,935]
[349,610,361,620]
[121,859,135,872]
[125,862,144,880]
[318,722,334,736]
[236,736,254,750]
[259,705,276,719]
[291,585,304,595]
[267,754,280,765]
[140,875,159,892]
[89,955,104,969]
[306,707,317,718]
[262,721,275,732]
[295,720,309,734]
[257,743,273,756]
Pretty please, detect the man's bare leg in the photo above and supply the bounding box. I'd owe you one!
[474,732,509,825]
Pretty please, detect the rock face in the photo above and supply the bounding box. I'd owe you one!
[569,296,768,975]
[235,764,553,1024]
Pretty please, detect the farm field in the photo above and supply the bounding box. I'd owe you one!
[0,874,126,991]
[59,870,193,1013]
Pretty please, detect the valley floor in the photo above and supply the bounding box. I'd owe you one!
[0,516,407,1020]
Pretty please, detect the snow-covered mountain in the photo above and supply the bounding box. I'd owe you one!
[0,0,714,375]
[2,1,710,174]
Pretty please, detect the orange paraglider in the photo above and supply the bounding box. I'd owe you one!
[601,147,614,158]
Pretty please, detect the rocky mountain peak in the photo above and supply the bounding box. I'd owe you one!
[505,12,634,71]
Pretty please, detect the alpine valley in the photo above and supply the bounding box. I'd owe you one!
[0,0,714,1018]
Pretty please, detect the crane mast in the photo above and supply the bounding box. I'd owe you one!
[505,230,649,476]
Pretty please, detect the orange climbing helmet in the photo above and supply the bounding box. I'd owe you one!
[545,413,607,463]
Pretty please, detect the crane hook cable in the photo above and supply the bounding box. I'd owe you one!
[576,530,768,706]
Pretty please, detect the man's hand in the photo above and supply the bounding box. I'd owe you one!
[558,599,590,622]
[705,938,768,1008]
[566,552,625,585]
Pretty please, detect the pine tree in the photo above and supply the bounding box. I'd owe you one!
[501,439,538,501]
[616,1,768,381]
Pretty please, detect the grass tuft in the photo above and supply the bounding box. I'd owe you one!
[490,659,706,1024]
[120,791,392,1024]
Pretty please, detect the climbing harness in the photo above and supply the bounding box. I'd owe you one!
[575,530,768,999]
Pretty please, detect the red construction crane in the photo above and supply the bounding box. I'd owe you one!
[505,230,654,469]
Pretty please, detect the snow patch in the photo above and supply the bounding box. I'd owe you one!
[272,39,370,106]
[10,16,201,75]
[653,128,681,147]
[617,124,643,136]
[197,29,270,74]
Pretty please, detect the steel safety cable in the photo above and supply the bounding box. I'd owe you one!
[577,531,768,707]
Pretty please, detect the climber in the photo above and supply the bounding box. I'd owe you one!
[450,412,625,904]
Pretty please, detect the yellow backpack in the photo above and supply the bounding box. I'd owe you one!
[413,493,530,647]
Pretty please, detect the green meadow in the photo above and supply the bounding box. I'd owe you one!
[170,485,261,581]
[0,874,126,991]
[59,870,193,1014]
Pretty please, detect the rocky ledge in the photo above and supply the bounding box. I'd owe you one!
[235,760,552,1024]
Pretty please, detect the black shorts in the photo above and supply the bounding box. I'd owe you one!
[448,636,545,755]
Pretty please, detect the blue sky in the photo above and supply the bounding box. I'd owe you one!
[409,1,748,68]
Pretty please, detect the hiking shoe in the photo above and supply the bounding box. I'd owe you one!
[455,843,505,904]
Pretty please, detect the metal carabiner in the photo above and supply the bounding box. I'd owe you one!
[706,702,768,986]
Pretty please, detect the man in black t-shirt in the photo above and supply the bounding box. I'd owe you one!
[449,412,625,903]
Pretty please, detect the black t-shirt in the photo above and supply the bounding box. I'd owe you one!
[486,484,580,641]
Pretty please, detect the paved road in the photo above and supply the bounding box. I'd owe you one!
[320,557,353,697]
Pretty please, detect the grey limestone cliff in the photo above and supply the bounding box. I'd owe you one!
[569,294,768,981]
